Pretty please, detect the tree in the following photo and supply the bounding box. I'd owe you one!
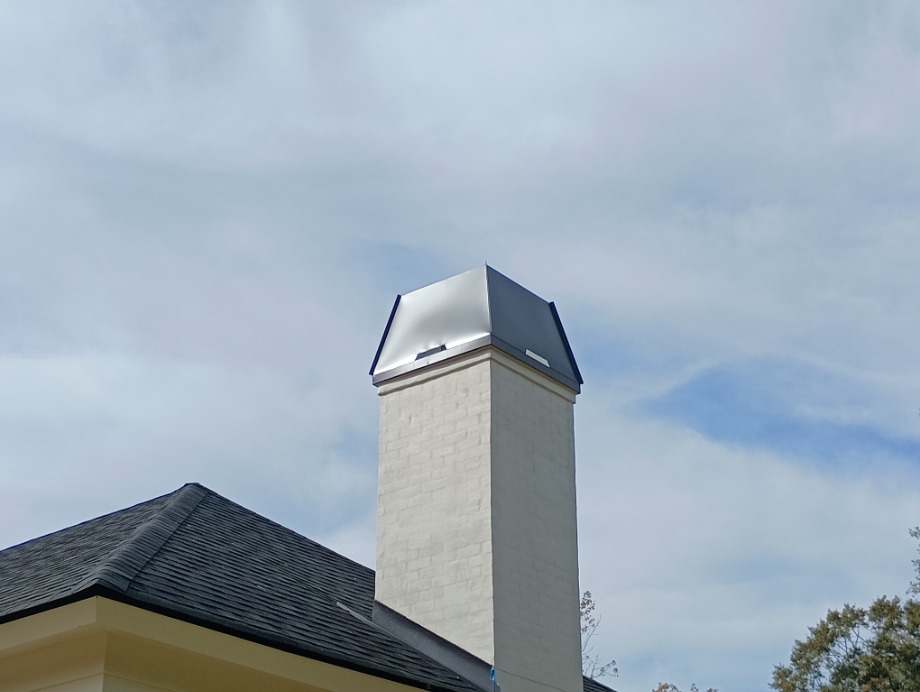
[580,590,618,679]
[910,526,920,596]
[771,528,920,692]
[654,684,717,692]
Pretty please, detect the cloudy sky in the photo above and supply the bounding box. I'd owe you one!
[2,2,919,690]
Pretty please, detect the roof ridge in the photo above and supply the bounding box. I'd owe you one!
[190,485,377,578]
[0,486,188,553]
[73,483,209,595]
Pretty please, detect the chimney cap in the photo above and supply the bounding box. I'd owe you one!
[370,266,582,392]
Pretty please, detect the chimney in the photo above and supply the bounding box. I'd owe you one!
[370,266,584,692]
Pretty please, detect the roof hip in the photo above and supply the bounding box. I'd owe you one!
[73,483,208,595]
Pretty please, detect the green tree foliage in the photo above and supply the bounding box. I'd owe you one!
[654,683,717,692]
[580,590,618,679]
[910,527,920,596]
[771,528,920,692]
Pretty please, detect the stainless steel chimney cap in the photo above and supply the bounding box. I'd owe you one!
[370,266,582,393]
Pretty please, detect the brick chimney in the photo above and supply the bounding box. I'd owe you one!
[370,266,584,692]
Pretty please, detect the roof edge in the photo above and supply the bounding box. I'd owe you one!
[0,590,476,692]
[372,601,491,691]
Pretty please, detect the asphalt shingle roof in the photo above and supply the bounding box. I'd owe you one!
[0,483,615,692]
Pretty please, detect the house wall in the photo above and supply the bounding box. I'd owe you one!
[0,598,427,692]
[0,627,107,692]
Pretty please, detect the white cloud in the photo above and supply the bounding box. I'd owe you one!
[1,2,919,690]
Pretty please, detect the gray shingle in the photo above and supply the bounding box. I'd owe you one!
[0,483,614,692]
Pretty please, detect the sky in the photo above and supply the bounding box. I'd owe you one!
[1,2,919,690]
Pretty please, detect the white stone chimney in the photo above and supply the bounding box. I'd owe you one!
[370,267,584,692]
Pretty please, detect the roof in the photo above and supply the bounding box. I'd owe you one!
[370,266,583,393]
[0,484,479,691]
[0,483,615,692]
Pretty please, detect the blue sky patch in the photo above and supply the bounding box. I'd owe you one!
[646,358,920,465]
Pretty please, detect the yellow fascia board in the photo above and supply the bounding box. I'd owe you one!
[0,597,100,653]
[0,597,433,692]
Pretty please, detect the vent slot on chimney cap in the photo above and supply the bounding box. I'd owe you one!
[525,349,549,367]
[416,344,447,360]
